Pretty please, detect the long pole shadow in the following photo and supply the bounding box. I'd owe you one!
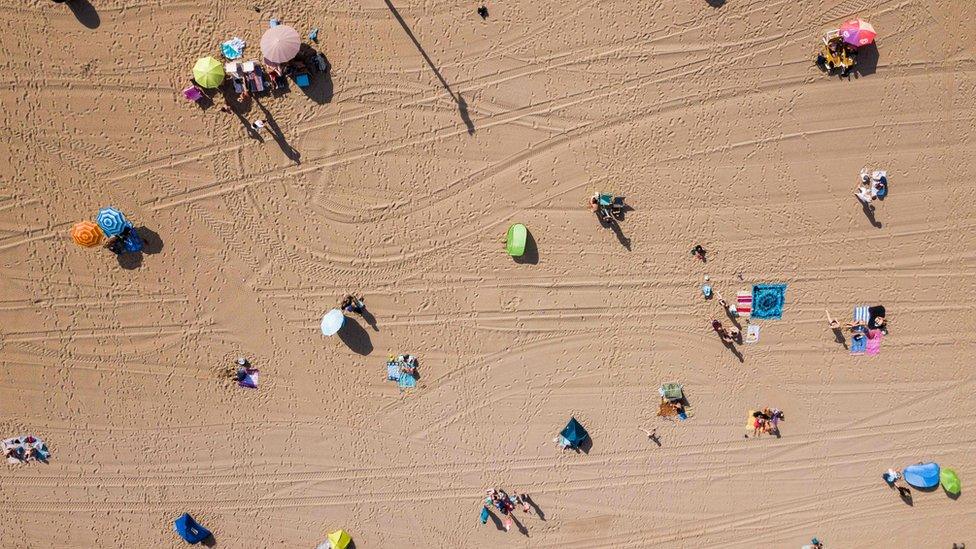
[383,0,474,134]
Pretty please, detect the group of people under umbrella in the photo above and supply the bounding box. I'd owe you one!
[816,17,877,76]
[70,207,142,255]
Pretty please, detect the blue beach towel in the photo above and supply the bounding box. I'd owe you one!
[751,284,787,320]
[295,73,311,88]
[850,328,868,355]
[221,37,245,60]
[398,371,417,389]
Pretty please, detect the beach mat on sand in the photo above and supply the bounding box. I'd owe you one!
[398,371,417,389]
[746,410,756,431]
[866,329,882,356]
[386,362,400,381]
[745,324,759,344]
[736,291,752,318]
[854,305,869,324]
[3,436,49,463]
[850,331,867,355]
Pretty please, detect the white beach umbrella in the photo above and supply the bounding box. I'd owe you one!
[321,309,345,336]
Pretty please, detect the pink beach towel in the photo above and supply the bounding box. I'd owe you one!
[866,329,882,356]
[736,291,752,318]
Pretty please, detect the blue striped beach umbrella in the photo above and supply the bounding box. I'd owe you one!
[96,207,129,236]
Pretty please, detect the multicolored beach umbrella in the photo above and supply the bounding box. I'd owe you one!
[840,18,876,47]
[70,220,104,248]
[96,206,129,236]
[192,56,225,88]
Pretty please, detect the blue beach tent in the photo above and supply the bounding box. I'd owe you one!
[175,513,212,544]
[560,417,589,448]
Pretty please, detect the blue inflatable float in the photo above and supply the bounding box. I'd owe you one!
[903,462,940,489]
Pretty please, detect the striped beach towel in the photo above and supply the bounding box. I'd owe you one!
[853,305,869,324]
[736,291,752,318]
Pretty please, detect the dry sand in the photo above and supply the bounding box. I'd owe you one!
[2,0,975,547]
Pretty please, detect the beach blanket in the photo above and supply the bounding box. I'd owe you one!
[398,371,417,389]
[854,305,869,324]
[736,291,752,318]
[3,436,50,463]
[386,362,400,381]
[237,368,259,389]
[751,284,787,320]
[866,329,883,356]
[745,324,760,344]
[221,37,245,60]
[850,329,868,355]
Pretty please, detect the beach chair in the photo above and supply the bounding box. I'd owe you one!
[250,71,264,93]
[224,62,239,76]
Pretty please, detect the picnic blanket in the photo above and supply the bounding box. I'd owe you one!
[736,291,752,318]
[237,367,259,389]
[398,371,417,389]
[3,436,50,463]
[751,284,787,320]
[745,324,760,344]
[221,37,245,60]
[850,328,868,355]
[866,329,883,356]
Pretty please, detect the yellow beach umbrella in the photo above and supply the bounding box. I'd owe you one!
[192,56,225,88]
[327,530,351,549]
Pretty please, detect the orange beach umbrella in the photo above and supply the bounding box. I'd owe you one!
[70,220,104,248]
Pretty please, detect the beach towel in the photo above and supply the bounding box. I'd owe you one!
[850,329,867,355]
[480,506,490,524]
[736,291,752,318]
[866,329,882,356]
[398,371,417,389]
[237,368,259,389]
[221,37,245,60]
[854,305,869,324]
[745,324,760,343]
[3,436,50,463]
[751,284,787,320]
[386,362,400,381]
[746,410,757,431]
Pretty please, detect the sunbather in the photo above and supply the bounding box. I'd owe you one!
[3,445,22,461]
[752,416,765,437]
[515,493,530,513]
[691,244,706,262]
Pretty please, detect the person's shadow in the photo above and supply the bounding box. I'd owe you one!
[523,495,545,521]
[706,0,726,6]
[724,341,744,363]
[602,218,631,250]
[359,308,378,331]
[831,326,849,349]
[66,0,100,29]
[254,99,301,163]
[861,201,882,228]
[513,229,539,265]
[338,317,373,355]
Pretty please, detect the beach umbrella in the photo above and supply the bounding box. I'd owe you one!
[96,206,129,236]
[903,462,940,488]
[192,56,225,88]
[260,25,301,63]
[940,468,961,495]
[840,18,876,47]
[326,530,351,549]
[320,309,345,336]
[506,223,527,257]
[70,220,104,248]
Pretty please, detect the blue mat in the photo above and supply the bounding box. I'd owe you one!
[398,371,417,389]
[850,328,867,355]
[751,284,787,320]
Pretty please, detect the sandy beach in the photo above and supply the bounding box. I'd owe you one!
[1,0,975,547]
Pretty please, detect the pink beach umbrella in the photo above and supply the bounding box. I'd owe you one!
[839,18,876,47]
[261,25,301,63]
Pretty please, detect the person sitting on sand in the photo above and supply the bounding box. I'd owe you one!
[340,294,365,314]
[515,493,530,513]
[24,445,39,461]
[752,415,765,437]
[711,320,734,344]
[691,244,706,262]
[3,445,22,461]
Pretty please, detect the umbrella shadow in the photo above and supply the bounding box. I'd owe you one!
[67,0,100,29]
[136,226,163,254]
[513,230,538,265]
[705,0,726,6]
[338,317,373,355]
[854,43,879,78]
[117,252,143,270]
[296,48,334,105]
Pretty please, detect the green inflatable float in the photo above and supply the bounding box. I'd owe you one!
[506,223,527,257]
[941,468,961,495]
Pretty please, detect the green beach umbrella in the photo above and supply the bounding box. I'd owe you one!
[940,468,961,495]
[192,56,225,88]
